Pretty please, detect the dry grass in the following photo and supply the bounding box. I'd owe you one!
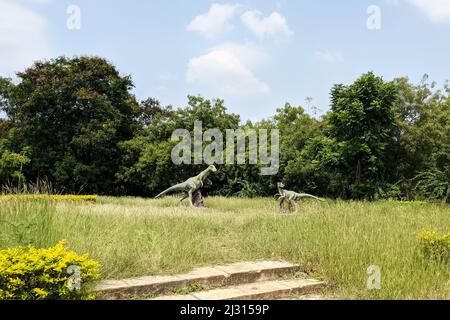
[0,196,448,299]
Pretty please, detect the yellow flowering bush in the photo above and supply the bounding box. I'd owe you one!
[418,230,450,263]
[0,241,100,300]
[0,195,97,202]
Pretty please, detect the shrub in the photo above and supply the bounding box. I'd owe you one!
[418,230,450,263]
[374,183,402,200]
[414,165,450,203]
[0,241,100,300]
[218,178,265,198]
[0,194,97,202]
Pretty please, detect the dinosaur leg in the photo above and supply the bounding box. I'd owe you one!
[278,196,286,213]
[291,200,297,212]
[288,197,296,212]
[192,189,205,208]
[188,190,195,207]
[285,199,290,211]
[279,196,285,210]
[285,197,290,211]
[179,193,189,207]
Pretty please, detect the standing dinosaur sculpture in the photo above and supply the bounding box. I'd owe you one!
[155,165,217,207]
[277,182,324,211]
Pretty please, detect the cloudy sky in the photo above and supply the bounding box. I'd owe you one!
[1,0,449,120]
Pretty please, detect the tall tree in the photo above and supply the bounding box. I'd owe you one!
[5,56,139,194]
[287,72,398,199]
[327,72,398,198]
[117,96,241,196]
[388,76,450,201]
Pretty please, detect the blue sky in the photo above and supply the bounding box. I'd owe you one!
[1,0,449,121]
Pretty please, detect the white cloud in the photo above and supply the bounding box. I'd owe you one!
[315,51,344,63]
[241,10,293,39]
[211,42,270,68]
[407,0,450,22]
[186,43,270,96]
[0,0,50,75]
[187,3,239,39]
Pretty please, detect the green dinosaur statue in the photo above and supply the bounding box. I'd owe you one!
[155,165,217,207]
[277,182,324,211]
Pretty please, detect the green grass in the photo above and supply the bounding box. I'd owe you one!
[0,196,448,299]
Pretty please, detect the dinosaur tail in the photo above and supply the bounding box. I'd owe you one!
[298,193,324,201]
[154,183,185,199]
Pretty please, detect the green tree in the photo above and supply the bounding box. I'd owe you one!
[329,72,398,197]
[387,76,450,194]
[284,136,349,197]
[413,143,450,203]
[274,103,323,164]
[4,56,139,194]
[249,103,323,195]
[117,96,241,196]
[0,140,30,185]
[0,77,13,118]
[289,72,398,199]
[390,77,450,202]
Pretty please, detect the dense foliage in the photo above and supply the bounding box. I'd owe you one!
[0,56,448,201]
[418,230,450,263]
[0,241,100,300]
[1,57,138,194]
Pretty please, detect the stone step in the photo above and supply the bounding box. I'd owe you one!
[153,279,326,300]
[96,260,300,299]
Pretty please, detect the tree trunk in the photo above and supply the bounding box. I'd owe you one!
[192,189,205,208]
[355,159,362,183]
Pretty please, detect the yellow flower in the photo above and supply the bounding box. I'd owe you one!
[32,288,48,299]
[0,241,100,300]
[0,194,97,202]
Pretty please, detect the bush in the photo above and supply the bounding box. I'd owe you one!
[418,230,450,263]
[0,145,30,185]
[0,241,100,300]
[373,183,402,201]
[415,167,450,203]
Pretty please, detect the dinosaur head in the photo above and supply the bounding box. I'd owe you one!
[208,165,217,173]
[277,182,285,188]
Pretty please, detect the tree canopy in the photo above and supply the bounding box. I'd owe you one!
[2,56,139,194]
[0,56,448,202]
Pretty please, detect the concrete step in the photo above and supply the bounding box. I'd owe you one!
[96,260,300,299]
[153,279,326,300]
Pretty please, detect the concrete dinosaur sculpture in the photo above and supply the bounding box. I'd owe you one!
[277,182,324,211]
[155,165,217,207]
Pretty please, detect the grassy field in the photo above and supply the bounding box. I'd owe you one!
[0,196,448,299]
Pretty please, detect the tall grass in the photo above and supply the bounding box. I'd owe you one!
[1,179,57,195]
[0,196,448,299]
[236,200,449,299]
